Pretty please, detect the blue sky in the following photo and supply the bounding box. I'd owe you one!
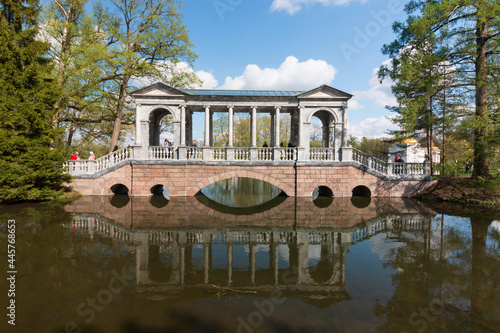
[177,0,409,139]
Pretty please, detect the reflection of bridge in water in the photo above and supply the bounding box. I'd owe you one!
[66,196,434,306]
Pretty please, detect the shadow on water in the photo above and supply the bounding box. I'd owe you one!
[351,196,371,209]
[109,194,130,208]
[195,191,287,215]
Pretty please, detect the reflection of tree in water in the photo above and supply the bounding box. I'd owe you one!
[373,216,500,332]
[0,204,137,331]
[201,177,282,208]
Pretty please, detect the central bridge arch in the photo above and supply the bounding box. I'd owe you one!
[194,170,294,197]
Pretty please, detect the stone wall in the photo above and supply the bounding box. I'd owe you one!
[69,162,435,198]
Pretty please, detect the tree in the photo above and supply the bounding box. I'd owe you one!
[97,0,197,153]
[380,0,500,178]
[0,0,71,202]
[41,0,198,152]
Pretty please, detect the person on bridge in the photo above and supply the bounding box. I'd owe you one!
[88,151,96,161]
[70,152,77,160]
[262,142,268,147]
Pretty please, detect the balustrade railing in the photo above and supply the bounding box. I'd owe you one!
[310,148,336,161]
[210,148,227,160]
[280,148,296,161]
[234,148,250,161]
[353,149,387,173]
[64,147,133,175]
[148,146,175,160]
[389,162,426,176]
[257,148,273,161]
[64,145,430,179]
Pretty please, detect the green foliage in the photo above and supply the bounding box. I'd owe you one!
[212,114,291,147]
[350,136,391,160]
[0,0,72,203]
[380,0,500,178]
[41,0,198,152]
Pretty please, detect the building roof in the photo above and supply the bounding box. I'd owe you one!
[131,82,352,100]
[401,137,418,144]
[180,88,305,97]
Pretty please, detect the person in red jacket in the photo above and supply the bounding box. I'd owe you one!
[70,152,77,160]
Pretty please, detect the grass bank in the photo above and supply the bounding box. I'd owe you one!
[416,176,500,208]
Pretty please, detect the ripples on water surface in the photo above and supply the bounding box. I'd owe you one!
[0,183,499,333]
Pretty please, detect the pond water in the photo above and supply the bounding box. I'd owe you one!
[0,179,499,333]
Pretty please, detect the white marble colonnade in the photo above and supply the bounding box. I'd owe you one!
[132,84,352,161]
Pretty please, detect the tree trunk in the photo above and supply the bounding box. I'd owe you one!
[473,10,491,178]
[442,85,446,175]
[469,218,491,332]
[108,73,131,154]
[428,96,434,175]
[52,1,75,146]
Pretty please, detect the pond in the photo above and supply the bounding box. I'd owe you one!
[0,180,499,333]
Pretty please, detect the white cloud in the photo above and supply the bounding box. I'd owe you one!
[220,56,337,90]
[350,59,397,110]
[271,0,367,15]
[348,116,398,139]
[194,70,218,89]
[133,61,218,89]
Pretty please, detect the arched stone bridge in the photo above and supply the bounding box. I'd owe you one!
[64,84,435,197]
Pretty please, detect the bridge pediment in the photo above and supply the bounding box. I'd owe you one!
[132,82,188,98]
[298,85,352,100]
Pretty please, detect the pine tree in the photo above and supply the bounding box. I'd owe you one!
[380,0,500,178]
[0,0,71,202]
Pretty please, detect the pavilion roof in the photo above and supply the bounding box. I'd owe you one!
[180,88,305,97]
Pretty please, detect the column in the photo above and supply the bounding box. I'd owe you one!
[135,104,141,145]
[274,106,281,147]
[209,110,214,147]
[204,106,210,146]
[228,106,234,147]
[251,107,257,147]
[341,105,348,147]
[180,105,186,146]
[186,110,193,144]
[270,112,275,146]
[290,109,299,146]
[298,107,304,147]
[334,123,343,160]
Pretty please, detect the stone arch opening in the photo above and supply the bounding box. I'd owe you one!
[198,177,287,208]
[149,108,175,146]
[195,171,293,199]
[313,186,334,208]
[352,185,371,197]
[110,183,129,195]
[309,110,337,148]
